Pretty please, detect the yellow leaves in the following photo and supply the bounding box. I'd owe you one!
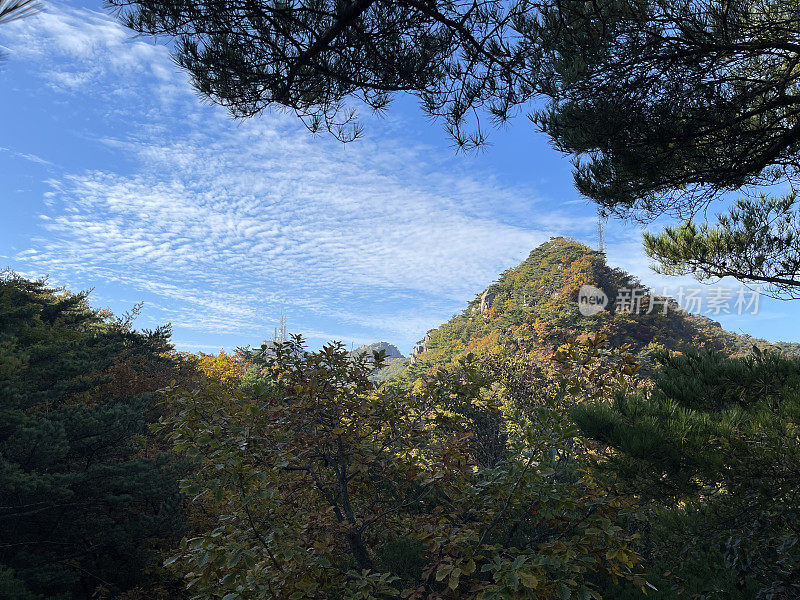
[519,571,539,589]
[605,547,637,570]
[197,351,244,389]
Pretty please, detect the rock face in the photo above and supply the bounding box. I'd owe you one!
[410,333,431,364]
[351,342,405,360]
[479,287,497,313]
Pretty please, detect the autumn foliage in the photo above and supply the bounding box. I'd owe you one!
[159,336,645,599]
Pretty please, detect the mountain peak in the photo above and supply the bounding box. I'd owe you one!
[398,237,764,384]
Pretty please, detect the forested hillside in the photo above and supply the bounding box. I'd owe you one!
[3,265,799,599]
[0,273,193,599]
[398,238,788,387]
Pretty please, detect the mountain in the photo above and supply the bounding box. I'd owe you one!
[351,342,405,360]
[351,342,409,382]
[395,237,792,386]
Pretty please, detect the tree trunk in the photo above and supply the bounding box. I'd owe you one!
[346,531,374,570]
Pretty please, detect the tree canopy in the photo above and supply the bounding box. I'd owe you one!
[161,335,645,599]
[105,0,800,200]
[0,273,187,599]
[643,191,800,298]
[574,348,800,597]
[106,0,538,146]
[3,269,799,597]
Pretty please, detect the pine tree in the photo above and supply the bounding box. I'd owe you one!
[573,348,800,597]
[0,273,185,599]
[643,191,800,298]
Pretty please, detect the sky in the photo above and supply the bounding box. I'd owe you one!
[1,1,796,354]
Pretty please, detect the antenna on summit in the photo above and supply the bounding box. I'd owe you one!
[272,310,287,343]
[597,208,606,253]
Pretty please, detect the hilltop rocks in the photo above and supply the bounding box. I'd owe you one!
[410,332,431,364]
[469,286,499,315]
[479,287,497,313]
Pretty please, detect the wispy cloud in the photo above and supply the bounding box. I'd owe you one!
[19,115,581,344]
[2,5,174,82]
[4,4,590,348]
[0,146,56,168]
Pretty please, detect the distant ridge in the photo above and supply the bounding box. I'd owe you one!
[350,342,405,360]
[350,342,409,382]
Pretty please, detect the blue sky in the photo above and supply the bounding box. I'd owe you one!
[1,1,796,354]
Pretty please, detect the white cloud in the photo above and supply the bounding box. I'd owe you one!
[4,4,590,348]
[0,146,56,168]
[0,3,187,100]
[19,114,582,345]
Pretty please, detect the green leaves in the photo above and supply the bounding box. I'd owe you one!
[0,273,185,598]
[644,190,800,298]
[576,348,800,596]
[161,334,644,599]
